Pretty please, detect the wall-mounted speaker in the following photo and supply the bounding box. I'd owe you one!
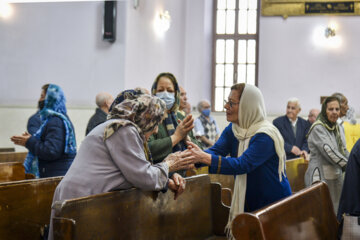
[103,1,116,43]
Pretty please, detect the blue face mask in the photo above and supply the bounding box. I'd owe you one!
[156,91,175,110]
[202,109,211,117]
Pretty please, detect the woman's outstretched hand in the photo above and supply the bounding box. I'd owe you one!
[183,141,212,166]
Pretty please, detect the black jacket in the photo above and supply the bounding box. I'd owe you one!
[86,108,107,135]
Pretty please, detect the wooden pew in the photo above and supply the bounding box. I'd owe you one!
[186,168,234,206]
[0,162,26,183]
[53,175,230,240]
[0,147,15,152]
[0,151,28,163]
[286,157,309,193]
[0,177,62,240]
[231,181,339,240]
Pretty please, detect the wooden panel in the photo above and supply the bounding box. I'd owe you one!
[286,157,308,192]
[54,175,230,240]
[0,162,25,183]
[232,181,339,240]
[0,177,62,240]
[209,174,234,192]
[0,152,27,163]
[0,148,15,152]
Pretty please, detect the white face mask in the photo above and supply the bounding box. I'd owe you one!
[156,91,175,110]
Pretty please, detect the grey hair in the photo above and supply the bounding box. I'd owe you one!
[331,92,346,103]
[287,97,301,109]
[96,92,112,108]
[197,99,210,112]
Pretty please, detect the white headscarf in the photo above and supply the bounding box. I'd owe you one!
[226,84,286,238]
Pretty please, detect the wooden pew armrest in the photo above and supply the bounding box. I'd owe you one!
[53,217,76,240]
[211,183,230,236]
[232,213,264,240]
[221,188,232,207]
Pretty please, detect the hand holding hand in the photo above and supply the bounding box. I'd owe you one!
[10,132,31,147]
[184,141,212,165]
[164,152,195,172]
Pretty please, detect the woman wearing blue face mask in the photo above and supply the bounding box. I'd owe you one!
[148,72,202,176]
[194,100,220,148]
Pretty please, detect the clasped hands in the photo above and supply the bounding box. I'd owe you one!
[10,132,31,147]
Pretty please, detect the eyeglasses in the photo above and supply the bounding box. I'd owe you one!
[224,100,240,108]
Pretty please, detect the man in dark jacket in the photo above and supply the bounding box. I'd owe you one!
[273,98,309,160]
[85,92,114,135]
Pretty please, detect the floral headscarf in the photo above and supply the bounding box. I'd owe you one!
[103,92,165,162]
[104,94,166,140]
[108,89,145,113]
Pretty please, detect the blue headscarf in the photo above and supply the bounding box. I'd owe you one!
[24,84,77,177]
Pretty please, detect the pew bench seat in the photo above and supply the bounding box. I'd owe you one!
[0,177,63,240]
[53,175,230,240]
[231,181,339,240]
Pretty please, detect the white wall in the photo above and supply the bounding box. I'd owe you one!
[0,0,212,149]
[0,1,127,107]
[123,0,187,90]
[2,1,360,150]
[259,16,360,116]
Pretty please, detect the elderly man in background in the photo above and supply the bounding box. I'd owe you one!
[308,109,320,125]
[194,100,220,148]
[332,92,349,147]
[86,92,114,135]
[273,98,309,160]
[178,86,188,116]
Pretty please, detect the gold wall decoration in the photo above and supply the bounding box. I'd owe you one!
[262,0,360,18]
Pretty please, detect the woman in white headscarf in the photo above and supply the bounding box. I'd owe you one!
[185,83,292,237]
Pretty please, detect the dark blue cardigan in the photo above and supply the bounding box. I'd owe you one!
[26,115,76,178]
[27,111,41,135]
[206,123,292,212]
[337,139,360,221]
[273,115,309,159]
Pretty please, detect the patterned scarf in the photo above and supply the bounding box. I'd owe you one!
[24,84,77,176]
[307,96,345,156]
[104,93,166,162]
[151,72,186,152]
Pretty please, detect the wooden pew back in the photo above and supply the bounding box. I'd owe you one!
[0,152,28,163]
[286,157,308,192]
[0,148,15,152]
[186,169,234,192]
[232,181,339,240]
[0,177,62,240]
[53,175,229,240]
[0,162,26,182]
